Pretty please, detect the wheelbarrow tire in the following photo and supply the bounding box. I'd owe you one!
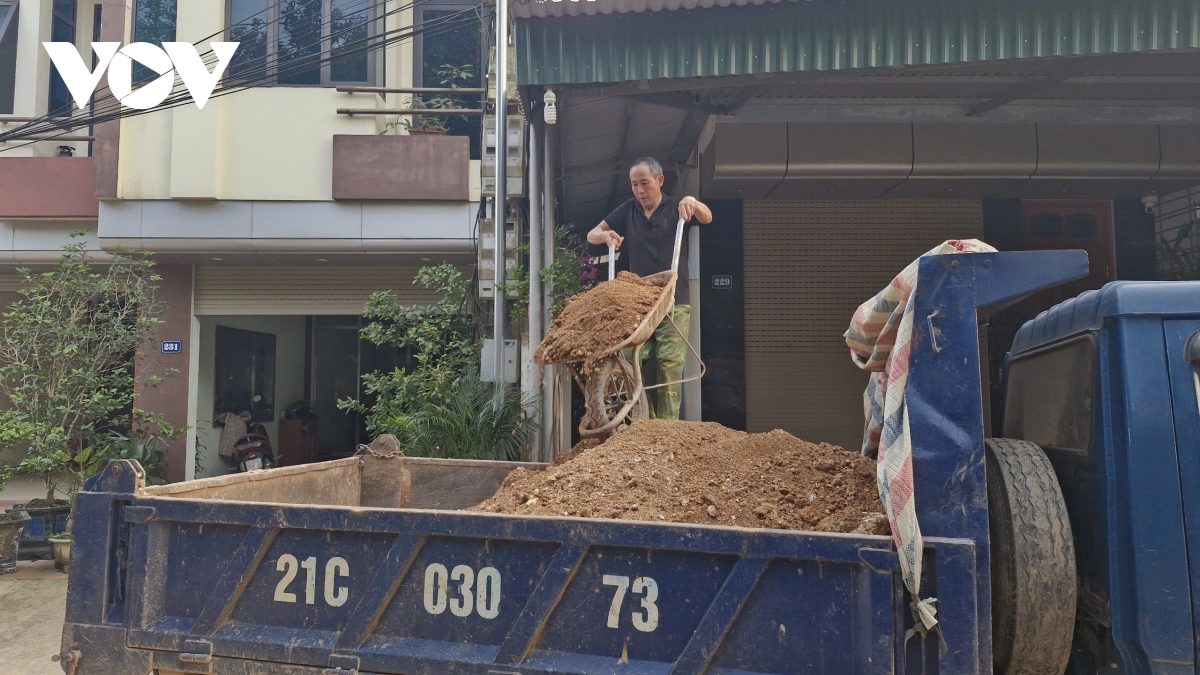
[586,356,648,432]
[986,438,1076,675]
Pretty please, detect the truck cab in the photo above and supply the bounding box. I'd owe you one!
[1002,282,1200,675]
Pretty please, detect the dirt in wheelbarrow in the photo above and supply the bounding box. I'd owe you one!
[533,271,669,369]
[470,420,889,535]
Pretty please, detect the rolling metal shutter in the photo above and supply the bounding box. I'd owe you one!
[193,266,448,315]
[744,201,985,450]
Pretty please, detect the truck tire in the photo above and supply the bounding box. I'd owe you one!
[986,438,1076,675]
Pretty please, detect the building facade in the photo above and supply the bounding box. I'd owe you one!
[0,0,486,479]
[515,0,1200,451]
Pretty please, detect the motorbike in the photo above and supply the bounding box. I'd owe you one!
[232,413,276,473]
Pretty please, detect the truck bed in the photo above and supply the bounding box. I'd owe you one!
[60,457,980,675]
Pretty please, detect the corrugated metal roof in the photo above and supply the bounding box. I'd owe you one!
[510,0,782,20]
[518,0,1200,85]
[555,94,702,228]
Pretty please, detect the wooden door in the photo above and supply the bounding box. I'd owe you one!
[1019,200,1117,316]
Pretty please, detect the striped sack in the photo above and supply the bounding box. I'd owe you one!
[844,239,997,630]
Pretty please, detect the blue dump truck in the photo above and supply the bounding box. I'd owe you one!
[56,250,1200,675]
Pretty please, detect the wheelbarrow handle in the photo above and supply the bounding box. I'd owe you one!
[608,241,616,281]
[670,216,686,274]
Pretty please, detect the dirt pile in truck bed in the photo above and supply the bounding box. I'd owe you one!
[471,421,889,534]
[533,271,668,367]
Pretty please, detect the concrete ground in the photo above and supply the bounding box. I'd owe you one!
[0,559,68,675]
[2,475,71,674]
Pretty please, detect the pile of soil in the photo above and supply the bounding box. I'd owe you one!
[471,421,889,535]
[534,271,668,367]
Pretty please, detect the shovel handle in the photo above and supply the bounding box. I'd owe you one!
[670,216,686,274]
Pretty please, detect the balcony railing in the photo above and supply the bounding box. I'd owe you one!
[334,86,486,117]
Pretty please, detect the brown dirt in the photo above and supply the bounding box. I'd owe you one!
[471,420,888,535]
[533,271,668,367]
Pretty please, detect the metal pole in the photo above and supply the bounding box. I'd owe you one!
[492,3,508,394]
[541,124,557,459]
[527,124,543,456]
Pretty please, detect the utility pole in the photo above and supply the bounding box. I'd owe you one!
[527,125,543,455]
[492,0,508,395]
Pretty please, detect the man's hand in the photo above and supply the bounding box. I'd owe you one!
[678,196,712,223]
[589,221,624,248]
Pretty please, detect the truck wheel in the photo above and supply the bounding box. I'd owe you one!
[986,438,1076,675]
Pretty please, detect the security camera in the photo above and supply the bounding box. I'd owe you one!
[1141,195,1159,214]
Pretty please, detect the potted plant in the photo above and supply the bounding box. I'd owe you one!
[402,64,474,136]
[104,423,174,486]
[45,442,111,572]
[0,234,182,564]
[0,464,30,574]
[4,449,69,561]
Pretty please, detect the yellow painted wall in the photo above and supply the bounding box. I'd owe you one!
[120,87,381,201]
[113,0,473,202]
[215,88,378,200]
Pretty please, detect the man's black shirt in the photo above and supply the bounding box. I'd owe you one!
[604,196,695,304]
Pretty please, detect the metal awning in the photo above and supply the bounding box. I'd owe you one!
[543,47,1200,228]
[552,94,707,229]
[510,0,782,19]
[518,0,1200,86]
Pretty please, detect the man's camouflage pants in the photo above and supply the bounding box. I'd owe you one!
[623,304,691,421]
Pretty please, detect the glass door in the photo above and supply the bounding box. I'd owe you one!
[312,316,362,459]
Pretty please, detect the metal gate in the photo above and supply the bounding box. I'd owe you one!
[193,266,444,315]
[742,200,985,450]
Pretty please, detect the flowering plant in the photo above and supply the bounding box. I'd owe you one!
[511,226,598,322]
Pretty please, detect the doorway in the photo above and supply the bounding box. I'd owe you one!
[310,316,410,459]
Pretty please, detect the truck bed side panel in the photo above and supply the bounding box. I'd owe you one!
[61,477,980,675]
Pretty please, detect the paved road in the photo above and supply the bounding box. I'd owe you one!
[0,560,67,675]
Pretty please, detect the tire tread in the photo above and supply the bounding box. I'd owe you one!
[986,437,1077,675]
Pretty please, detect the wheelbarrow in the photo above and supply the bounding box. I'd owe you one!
[559,217,705,440]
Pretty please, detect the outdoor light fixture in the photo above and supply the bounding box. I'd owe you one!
[544,88,557,125]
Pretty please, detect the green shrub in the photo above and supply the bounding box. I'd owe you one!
[0,234,183,502]
[383,373,536,461]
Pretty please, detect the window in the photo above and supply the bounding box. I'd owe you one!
[1030,212,1062,238]
[1065,213,1099,238]
[227,0,377,87]
[1003,335,1097,454]
[0,1,17,114]
[132,0,177,83]
[47,0,76,114]
[415,3,485,157]
[215,327,277,422]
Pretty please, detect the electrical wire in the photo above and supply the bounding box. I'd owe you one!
[0,0,489,150]
[5,2,481,139]
[9,0,412,134]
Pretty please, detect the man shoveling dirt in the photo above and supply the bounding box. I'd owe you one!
[471,420,888,535]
